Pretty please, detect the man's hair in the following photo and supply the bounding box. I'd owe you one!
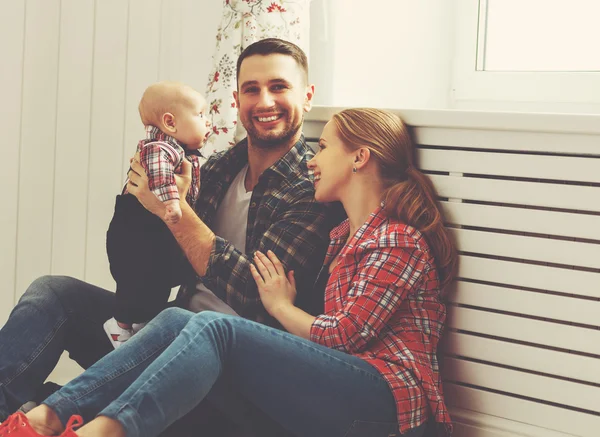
[236,38,308,86]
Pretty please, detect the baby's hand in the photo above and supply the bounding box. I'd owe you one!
[164,199,183,224]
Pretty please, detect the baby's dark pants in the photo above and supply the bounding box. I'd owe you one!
[106,194,196,324]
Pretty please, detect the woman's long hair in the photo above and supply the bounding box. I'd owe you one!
[331,108,458,289]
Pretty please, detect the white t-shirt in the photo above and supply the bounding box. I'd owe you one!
[212,165,253,253]
[188,165,252,315]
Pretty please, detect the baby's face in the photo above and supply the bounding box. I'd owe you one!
[172,91,210,150]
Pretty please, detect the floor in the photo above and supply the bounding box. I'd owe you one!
[47,352,83,385]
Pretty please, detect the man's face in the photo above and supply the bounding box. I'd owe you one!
[234,54,313,149]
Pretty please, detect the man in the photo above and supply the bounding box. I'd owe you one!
[0,38,341,435]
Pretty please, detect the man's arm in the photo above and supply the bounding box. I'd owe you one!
[206,189,334,321]
[128,157,215,276]
[165,200,215,277]
[130,157,337,320]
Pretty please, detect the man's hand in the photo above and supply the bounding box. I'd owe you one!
[127,156,167,219]
[175,157,193,200]
[250,250,297,318]
[128,154,193,223]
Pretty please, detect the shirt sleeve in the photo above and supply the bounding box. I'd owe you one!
[140,143,179,203]
[204,188,334,323]
[309,246,428,353]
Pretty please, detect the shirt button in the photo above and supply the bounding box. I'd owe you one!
[250,202,257,208]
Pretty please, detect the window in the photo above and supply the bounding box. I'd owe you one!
[478,0,600,72]
[452,0,600,113]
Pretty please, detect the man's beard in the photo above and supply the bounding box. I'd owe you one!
[245,113,303,149]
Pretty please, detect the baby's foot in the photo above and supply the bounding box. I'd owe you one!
[103,318,133,349]
[132,322,147,334]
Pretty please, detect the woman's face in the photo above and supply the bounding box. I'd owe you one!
[307,121,355,203]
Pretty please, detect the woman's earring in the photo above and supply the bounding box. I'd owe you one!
[352,167,357,173]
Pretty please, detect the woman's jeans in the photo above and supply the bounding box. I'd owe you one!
[44,309,427,437]
[0,276,293,436]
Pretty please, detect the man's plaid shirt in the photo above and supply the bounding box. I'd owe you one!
[310,206,452,435]
[182,136,342,324]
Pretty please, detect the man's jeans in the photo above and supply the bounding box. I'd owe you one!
[0,276,115,421]
[44,309,428,437]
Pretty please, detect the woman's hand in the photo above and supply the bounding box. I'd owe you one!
[250,250,297,318]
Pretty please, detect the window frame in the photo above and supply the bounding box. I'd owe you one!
[451,0,600,112]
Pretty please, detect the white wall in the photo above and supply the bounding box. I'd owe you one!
[310,0,454,109]
[0,0,221,326]
[0,0,455,326]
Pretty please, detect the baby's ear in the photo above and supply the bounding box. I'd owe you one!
[162,112,177,133]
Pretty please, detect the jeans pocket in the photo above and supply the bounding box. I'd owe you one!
[344,420,399,437]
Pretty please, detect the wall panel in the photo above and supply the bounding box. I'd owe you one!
[51,0,95,278]
[0,2,26,326]
[15,0,61,300]
[0,0,216,306]
[84,0,130,289]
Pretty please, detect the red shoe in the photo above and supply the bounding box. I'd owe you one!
[0,412,83,436]
[57,416,84,436]
[0,412,40,436]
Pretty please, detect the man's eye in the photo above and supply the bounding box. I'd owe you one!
[244,87,259,93]
[272,84,286,91]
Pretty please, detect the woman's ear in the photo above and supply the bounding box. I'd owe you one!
[162,112,177,133]
[354,147,371,171]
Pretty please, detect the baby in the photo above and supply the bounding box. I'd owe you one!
[104,81,210,348]
[131,81,210,223]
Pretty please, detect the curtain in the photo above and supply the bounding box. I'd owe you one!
[204,0,312,156]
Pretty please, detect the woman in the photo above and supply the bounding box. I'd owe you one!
[0,109,457,437]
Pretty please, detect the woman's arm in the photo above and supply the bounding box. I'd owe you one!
[250,251,316,338]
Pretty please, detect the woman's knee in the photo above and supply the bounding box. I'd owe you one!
[190,311,234,327]
[152,307,195,330]
[187,311,239,338]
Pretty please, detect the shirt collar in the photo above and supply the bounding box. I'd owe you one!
[325,204,387,264]
[218,134,312,181]
[265,134,312,180]
[145,125,182,148]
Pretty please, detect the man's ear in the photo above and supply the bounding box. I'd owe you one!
[162,113,177,133]
[233,90,239,109]
[303,84,315,112]
[354,147,371,171]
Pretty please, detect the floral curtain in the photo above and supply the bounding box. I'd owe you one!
[204,0,312,156]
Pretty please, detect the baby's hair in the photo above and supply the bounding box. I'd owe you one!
[138,81,197,127]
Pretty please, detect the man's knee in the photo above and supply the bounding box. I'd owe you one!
[20,275,80,305]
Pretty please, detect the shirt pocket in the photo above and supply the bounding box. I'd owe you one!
[343,420,399,437]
